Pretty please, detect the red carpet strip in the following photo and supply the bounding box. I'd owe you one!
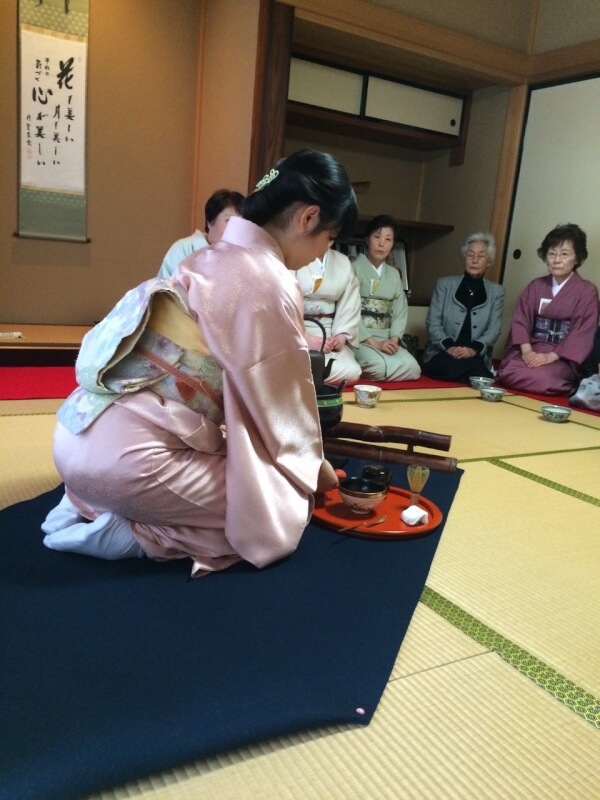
[0,366,77,400]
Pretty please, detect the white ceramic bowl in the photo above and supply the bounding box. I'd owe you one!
[541,404,571,423]
[354,384,382,408]
[339,477,387,514]
[469,376,495,390]
[480,386,506,402]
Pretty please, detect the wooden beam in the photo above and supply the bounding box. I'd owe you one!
[279,0,529,85]
[529,38,600,84]
[283,0,600,89]
[488,84,529,283]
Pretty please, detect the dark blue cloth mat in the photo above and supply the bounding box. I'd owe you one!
[0,460,463,800]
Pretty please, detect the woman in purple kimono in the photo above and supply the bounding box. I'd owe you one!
[41,150,358,577]
[497,223,599,396]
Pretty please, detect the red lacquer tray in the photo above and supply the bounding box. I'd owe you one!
[312,485,442,540]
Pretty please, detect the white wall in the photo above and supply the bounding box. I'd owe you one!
[502,76,600,351]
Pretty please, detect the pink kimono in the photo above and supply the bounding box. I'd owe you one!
[497,272,599,395]
[52,218,324,576]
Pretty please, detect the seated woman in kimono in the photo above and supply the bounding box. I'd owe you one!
[422,232,505,383]
[296,245,362,386]
[497,223,599,396]
[41,149,358,577]
[352,215,421,382]
[158,188,245,279]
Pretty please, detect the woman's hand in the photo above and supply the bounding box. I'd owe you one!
[367,337,399,355]
[447,346,476,359]
[316,459,340,494]
[524,351,559,368]
[306,333,332,353]
[326,334,347,352]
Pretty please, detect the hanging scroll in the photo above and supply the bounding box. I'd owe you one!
[18,0,89,241]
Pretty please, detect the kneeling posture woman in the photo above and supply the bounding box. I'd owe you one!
[497,223,598,396]
[42,150,358,577]
[352,215,420,382]
[422,232,505,383]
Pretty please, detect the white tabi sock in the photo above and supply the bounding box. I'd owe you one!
[41,492,84,534]
[43,511,145,560]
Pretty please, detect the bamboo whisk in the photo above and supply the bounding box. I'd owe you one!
[407,464,430,507]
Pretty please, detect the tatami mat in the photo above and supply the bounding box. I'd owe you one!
[427,459,600,696]
[342,390,600,461]
[3,390,599,800]
[0,411,60,509]
[501,449,600,502]
[0,398,62,416]
[505,393,600,430]
[390,601,489,680]
[348,386,474,402]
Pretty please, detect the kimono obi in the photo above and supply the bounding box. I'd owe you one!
[361,297,393,330]
[304,299,336,317]
[304,310,334,320]
[532,315,571,345]
[58,279,224,434]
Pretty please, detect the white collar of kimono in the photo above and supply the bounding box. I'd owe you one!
[552,272,573,296]
[365,255,384,277]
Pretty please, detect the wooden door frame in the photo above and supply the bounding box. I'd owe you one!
[248,0,294,191]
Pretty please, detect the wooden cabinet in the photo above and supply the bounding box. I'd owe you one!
[286,57,463,303]
[288,57,469,154]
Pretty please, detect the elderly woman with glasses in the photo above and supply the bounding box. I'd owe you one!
[422,232,505,383]
[497,223,599,396]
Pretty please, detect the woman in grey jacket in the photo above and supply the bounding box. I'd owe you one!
[422,232,505,383]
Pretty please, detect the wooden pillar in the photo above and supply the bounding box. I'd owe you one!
[248,1,295,190]
[488,84,529,283]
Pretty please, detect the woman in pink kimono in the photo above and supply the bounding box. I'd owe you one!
[41,150,358,577]
[497,223,599,396]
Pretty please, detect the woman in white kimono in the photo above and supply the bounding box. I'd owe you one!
[41,150,358,577]
[352,215,421,382]
[296,247,362,385]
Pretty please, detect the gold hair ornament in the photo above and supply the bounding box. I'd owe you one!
[255,169,279,191]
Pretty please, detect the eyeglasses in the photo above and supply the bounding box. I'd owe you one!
[547,250,575,261]
[465,251,487,262]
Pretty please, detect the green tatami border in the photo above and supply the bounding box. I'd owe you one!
[488,457,600,507]
[421,586,600,729]
[459,445,600,465]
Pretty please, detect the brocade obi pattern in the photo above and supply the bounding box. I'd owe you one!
[532,315,571,345]
[108,329,223,420]
[57,278,224,434]
[361,298,393,330]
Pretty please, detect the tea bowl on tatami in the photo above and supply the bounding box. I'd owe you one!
[541,404,571,423]
[354,385,382,408]
[338,477,387,514]
[469,376,495,390]
[480,386,506,402]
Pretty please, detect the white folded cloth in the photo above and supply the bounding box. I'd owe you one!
[401,505,429,526]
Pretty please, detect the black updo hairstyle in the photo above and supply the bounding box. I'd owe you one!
[364,214,398,242]
[243,149,358,241]
[537,223,588,269]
